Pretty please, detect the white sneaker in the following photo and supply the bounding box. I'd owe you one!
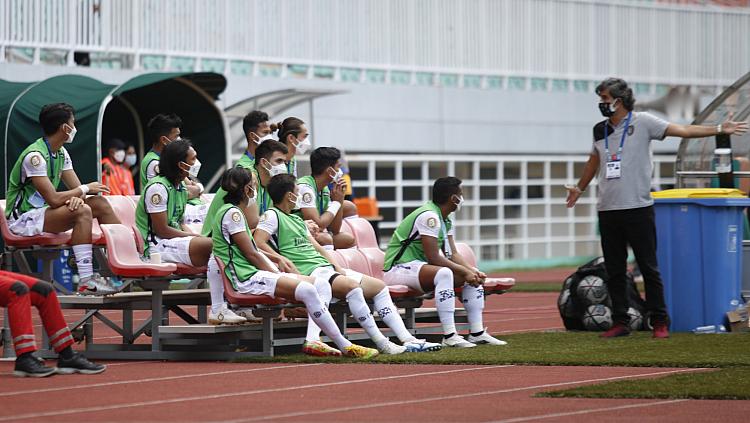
[77,274,120,296]
[403,339,443,353]
[376,339,407,355]
[208,306,247,325]
[467,328,508,346]
[442,333,476,348]
[234,307,263,322]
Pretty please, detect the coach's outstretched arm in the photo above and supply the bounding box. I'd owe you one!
[566,152,599,208]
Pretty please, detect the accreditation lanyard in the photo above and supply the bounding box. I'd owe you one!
[603,111,632,162]
[245,151,254,161]
[317,190,325,215]
[439,218,452,259]
[259,184,268,213]
[43,138,57,179]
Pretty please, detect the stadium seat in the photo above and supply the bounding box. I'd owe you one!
[455,242,477,267]
[326,250,347,268]
[0,200,72,248]
[339,218,354,236]
[215,256,285,306]
[100,223,176,277]
[346,217,379,248]
[335,248,372,276]
[358,247,385,279]
[104,195,137,232]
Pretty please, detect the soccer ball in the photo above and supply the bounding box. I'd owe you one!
[557,288,578,319]
[582,304,613,331]
[563,276,574,291]
[576,275,609,306]
[627,307,644,331]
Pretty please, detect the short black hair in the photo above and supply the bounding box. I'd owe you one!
[310,147,341,176]
[595,78,635,111]
[105,138,126,151]
[220,167,253,205]
[254,140,288,167]
[242,110,269,138]
[268,174,297,204]
[39,103,74,135]
[147,113,182,145]
[159,138,192,184]
[432,177,462,205]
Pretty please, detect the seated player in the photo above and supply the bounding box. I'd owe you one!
[4,103,121,295]
[135,139,212,267]
[202,110,272,237]
[296,147,357,249]
[254,174,442,355]
[1,270,105,377]
[273,116,311,177]
[383,177,506,348]
[205,168,379,358]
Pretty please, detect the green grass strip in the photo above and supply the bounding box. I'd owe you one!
[539,367,750,400]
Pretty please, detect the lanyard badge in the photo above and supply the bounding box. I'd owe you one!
[603,112,632,180]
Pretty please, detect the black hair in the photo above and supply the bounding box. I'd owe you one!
[595,78,635,111]
[310,147,341,176]
[147,113,182,145]
[221,167,253,205]
[39,103,75,136]
[242,110,269,138]
[268,174,297,204]
[272,117,305,145]
[432,177,462,205]
[254,140,288,168]
[159,138,193,184]
[106,138,126,151]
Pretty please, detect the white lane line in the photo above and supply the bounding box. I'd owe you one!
[0,365,514,421]
[0,363,323,398]
[489,399,690,422]
[223,368,704,422]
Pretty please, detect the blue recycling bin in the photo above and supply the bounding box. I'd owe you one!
[37,250,74,292]
[653,191,750,332]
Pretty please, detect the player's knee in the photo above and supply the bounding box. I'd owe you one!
[343,200,358,217]
[334,232,356,248]
[74,204,93,222]
[10,281,29,296]
[294,282,317,303]
[343,278,359,292]
[30,280,53,297]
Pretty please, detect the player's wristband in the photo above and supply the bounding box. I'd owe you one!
[79,184,90,196]
[717,124,723,135]
[327,201,342,216]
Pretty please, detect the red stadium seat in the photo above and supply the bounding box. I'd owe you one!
[0,200,72,248]
[335,248,372,276]
[215,256,285,306]
[339,218,354,236]
[359,247,385,279]
[483,277,516,294]
[346,217,379,248]
[325,250,347,268]
[99,224,176,277]
[455,242,477,268]
[104,195,137,232]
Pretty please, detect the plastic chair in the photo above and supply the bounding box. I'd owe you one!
[335,249,372,277]
[0,200,71,248]
[346,217,379,248]
[358,247,385,280]
[99,224,176,277]
[104,195,137,232]
[214,256,285,306]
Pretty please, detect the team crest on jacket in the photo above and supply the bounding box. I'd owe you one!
[150,193,162,205]
[427,217,437,228]
[302,192,313,204]
[231,212,241,223]
[30,154,41,167]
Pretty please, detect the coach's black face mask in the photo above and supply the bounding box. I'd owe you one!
[598,99,618,117]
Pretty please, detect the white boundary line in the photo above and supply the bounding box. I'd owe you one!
[0,365,514,421]
[0,363,323,398]
[489,399,690,423]
[221,368,704,423]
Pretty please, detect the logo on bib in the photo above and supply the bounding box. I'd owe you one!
[427,217,437,228]
[302,192,313,204]
[150,193,162,205]
[231,212,241,223]
[30,155,41,168]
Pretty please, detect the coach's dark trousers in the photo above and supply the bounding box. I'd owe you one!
[597,205,668,325]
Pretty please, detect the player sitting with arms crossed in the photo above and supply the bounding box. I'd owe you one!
[254,174,442,355]
[383,177,506,348]
[205,167,378,358]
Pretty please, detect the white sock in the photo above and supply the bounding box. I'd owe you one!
[305,277,332,342]
[207,259,226,314]
[346,287,387,344]
[72,244,94,279]
[295,283,351,349]
[373,287,413,343]
[462,283,485,334]
[434,267,456,336]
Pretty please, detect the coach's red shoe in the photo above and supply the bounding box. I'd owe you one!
[600,323,630,338]
[652,321,670,339]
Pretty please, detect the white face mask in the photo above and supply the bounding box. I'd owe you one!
[328,167,344,182]
[262,159,287,177]
[182,159,202,178]
[64,124,77,144]
[246,187,257,207]
[452,194,464,211]
[125,154,137,167]
[288,192,302,209]
[254,133,274,145]
[163,135,182,146]
[113,150,126,163]
[293,138,311,154]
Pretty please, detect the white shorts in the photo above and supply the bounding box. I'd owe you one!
[7,207,47,237]
[310,265,364,285]
[183,203,209,225]
[150,236,194,266]
[383,260,427,293]
[206,256,290,299]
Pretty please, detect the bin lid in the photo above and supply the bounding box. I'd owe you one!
[651,188,747,199]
